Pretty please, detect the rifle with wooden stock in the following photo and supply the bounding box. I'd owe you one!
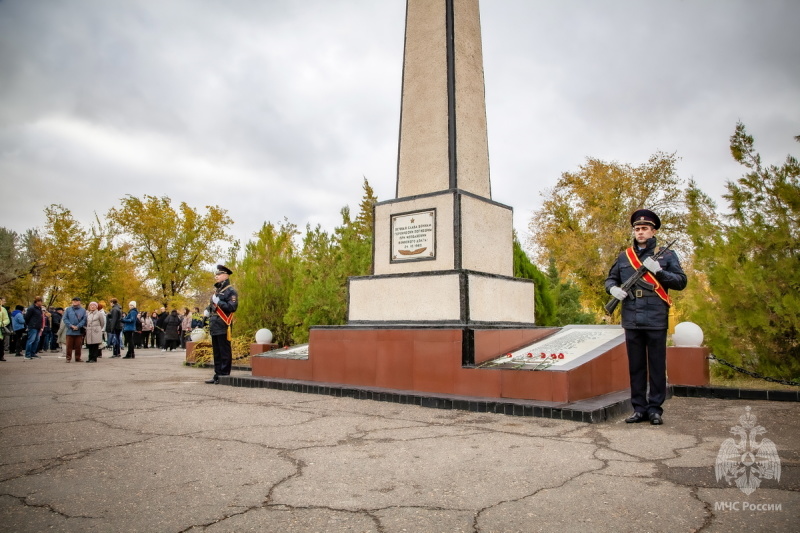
[604,238,677,315]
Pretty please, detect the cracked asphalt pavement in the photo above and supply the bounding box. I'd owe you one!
[0,348,797,532]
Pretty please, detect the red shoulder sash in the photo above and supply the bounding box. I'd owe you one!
[215,306,233,325]
[214,285,235,325]
[214,285,235,340]
[625,247,672,306]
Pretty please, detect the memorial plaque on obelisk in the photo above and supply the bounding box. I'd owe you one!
[347,0,535,325]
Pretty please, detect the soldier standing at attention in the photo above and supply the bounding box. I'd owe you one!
[605,209,687,425]
[205,265,238,384]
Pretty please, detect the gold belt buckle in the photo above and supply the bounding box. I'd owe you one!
[636,289,643,298]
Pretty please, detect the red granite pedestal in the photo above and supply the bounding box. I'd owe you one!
[250,343,279,355]
[185,341,198,363]
[251,326,636,403]
[666,346,711,386]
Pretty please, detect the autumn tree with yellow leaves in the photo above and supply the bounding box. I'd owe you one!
[107,195,234,307]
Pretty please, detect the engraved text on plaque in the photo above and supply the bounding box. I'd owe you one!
[391,209,436,262]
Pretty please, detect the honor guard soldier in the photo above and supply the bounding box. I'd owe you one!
[605,209,687,425]
[205,264,238,384]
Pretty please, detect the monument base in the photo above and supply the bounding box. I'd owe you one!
[348,270,535,325]
[224,376,636,423]
[251,325,632,403]
[250,343,279,355]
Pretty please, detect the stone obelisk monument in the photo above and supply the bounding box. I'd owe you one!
[254,1,642,408]
[347,0,535,326]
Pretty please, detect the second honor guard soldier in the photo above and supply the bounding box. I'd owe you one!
[605,209,687,425]
[205,265,238,384]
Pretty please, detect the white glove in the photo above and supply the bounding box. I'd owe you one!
[610,286,627,301]
[211,294,220,304]
[643,257,662,274]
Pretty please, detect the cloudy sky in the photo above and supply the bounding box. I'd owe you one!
[1,0,798,255]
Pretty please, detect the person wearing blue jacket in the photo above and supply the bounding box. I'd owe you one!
[11,305,26,356]
[63,297,87,363]
[120,301,139,359]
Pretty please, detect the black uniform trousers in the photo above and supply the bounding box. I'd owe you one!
[625,328,668,416]
[211,334,232,378]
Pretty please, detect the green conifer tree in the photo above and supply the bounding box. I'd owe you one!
[545,257,596,326]
[687,123,799,379]
[284,224,342,342]
[284,179,377,342]
[512,237,556,326]
[235,219,299,346]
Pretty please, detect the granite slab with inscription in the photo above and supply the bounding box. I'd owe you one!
[480,325,625,371]
[258,344,310,360]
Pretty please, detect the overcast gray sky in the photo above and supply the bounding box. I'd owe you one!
[1,0,798,257]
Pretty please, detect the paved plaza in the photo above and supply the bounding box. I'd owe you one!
[0,348,797,532]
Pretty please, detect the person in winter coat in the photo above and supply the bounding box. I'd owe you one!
[84,302,107,363]
[180,308,193,349]
[0,297,10,361]
[605,209,687,426]
[24,296,45,360]
[55,308,67,351]
[149,312,159,348]
[133,312,143,349]
[49,307,62,352]
[63,297,87,362]
[37,309,52,355]
[140,312,154,350]
[11,305,26,356]
[191,307,204,329]
[155,307,168,350]
[120,301,139,359]
[106,298,123,357]
[163,309,182,351]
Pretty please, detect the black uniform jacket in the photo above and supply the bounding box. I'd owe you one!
[24,305,44,330]
[605,237,687,330]
[208,279,238,336]
[50,310,62,332]
[106,304,122,333]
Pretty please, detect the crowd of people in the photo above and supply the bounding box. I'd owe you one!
[0,296,207,362]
